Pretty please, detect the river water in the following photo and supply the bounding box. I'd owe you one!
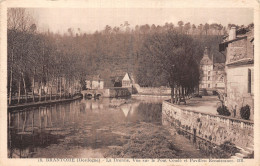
[8,96,169,158]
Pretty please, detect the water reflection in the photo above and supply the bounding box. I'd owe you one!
[8,97,163,158]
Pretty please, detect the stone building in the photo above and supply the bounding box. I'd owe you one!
[219,25,254,120]
[86,75,104,90]
[199,47,225,90]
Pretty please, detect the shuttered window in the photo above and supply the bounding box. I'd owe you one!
[251,69,254,94]
[248,69,251,93]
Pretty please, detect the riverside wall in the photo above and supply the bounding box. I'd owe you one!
[162,101,254,149]
[134,84,171,94]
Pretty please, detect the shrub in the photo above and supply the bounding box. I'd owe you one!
[240,105,250,120]
[201,89,208,96]
[217,105,231,116]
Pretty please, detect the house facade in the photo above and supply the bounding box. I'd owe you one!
[86,75,104,90]
[219,25,254,120]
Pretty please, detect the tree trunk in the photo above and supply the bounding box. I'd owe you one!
[21,72,28,103]
[59,77,62,99]
[171,87,174,103]
[32,68,35,102]
[182,86,186,104]
[8,48,14,105]
[18,77,21,104]
[64,79,66,98]
[55,77,58,100]
[178,87,181,105]
[174,85,178,104]
[39,80,42,101]
[50,79,53,100]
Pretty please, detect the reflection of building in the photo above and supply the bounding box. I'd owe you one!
[86,75,104,90]
[199,47,225,89]
[219,25,254,120]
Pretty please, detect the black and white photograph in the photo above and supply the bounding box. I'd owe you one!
[0,0,259,165]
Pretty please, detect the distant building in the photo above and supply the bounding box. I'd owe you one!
[86,75,104,90]
[219,25,254,120]
[199,47,225,90]
[213,63,225,88]
[122,72,134,88]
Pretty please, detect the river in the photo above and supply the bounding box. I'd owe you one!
[8,96,173,158]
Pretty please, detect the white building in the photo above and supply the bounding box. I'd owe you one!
[122,73,133,88]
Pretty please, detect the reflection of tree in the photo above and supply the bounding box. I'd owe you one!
[135,103,162,123]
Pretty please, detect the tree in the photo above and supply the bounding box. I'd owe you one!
[192,24,196,34]
[139,30,201,103]
[178,21,184,33]
[7,8,35,104]
[184,22,191,34]
[204,23,210,35]
[198,24,203,35]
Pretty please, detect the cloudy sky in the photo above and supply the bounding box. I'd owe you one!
[28,8,253,34]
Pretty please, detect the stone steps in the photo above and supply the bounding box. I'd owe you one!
[231,143,254,159]
[240,149,251,156]
[244,147,254,154]
[235,153,246,158]
[231,155,240,159]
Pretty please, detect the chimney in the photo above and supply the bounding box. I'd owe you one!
[229,27,236,40]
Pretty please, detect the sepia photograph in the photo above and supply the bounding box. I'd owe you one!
[0,0,259,165]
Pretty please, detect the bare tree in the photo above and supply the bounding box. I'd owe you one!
[7,8,35,105]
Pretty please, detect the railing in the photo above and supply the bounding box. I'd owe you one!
[163,101,254,130]
[8,93,82,107]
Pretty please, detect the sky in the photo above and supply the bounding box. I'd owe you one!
[28,8,254,34]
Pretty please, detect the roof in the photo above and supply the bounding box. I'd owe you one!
[219,25,254,52]
[122,73,132,81]
[213,63,225,71]
[200,48,213,65]
[86,74,103,81]
[226,58,254,67]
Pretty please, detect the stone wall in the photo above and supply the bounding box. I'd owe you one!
[134,84,171,94]
[162,101,254,149]
[225,64,254,120]
[108,88,131,98]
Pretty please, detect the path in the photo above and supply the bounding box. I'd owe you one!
[177,96,220,115]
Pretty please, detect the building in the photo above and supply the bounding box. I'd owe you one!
[219,25,254,120]
[199,47,225,90]
[122,72,134,88]
[86,75,104,90]
[213,63,225,88]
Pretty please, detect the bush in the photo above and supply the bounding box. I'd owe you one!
[192,93,202,98]
[201,89,208,96]
[217,105,231,116]
[240,105,250,120]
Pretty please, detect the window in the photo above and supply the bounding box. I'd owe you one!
[208,71,210,75]
[248,69,251,93]
[208,84,210,88]
[208,76,210,80]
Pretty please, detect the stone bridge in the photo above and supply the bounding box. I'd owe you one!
[81,89,104,99]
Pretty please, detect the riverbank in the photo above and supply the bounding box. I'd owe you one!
[8,95,82,111]
[132,93,170,97]
[104,122,207,158]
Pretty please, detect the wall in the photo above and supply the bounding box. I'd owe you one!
[225,65,254,120]
[108,88,131,98]
[162,101,254,149]
[134,84,171,94]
